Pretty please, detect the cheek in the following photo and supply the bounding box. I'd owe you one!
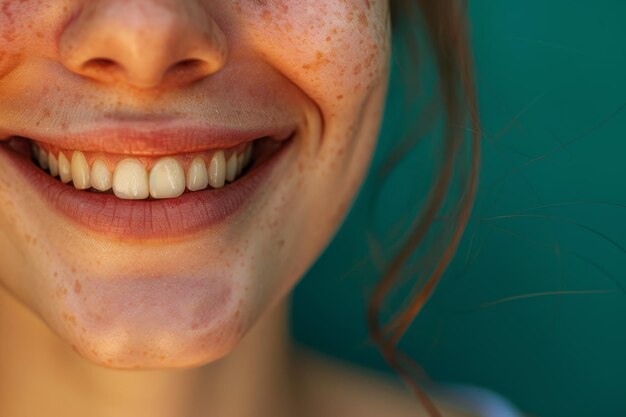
[239,0,390,108]
[0,1,66,79]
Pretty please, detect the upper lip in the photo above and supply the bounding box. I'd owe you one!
[1,119,295,156]
[0,58,309,156]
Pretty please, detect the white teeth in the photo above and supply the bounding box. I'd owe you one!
[236,152,245,177]
[113,158,149,200]
[58,152,72,184]
[34,141,257,198]
[48,153,59,177]
[149,157,185,199]
[90,159,112,191]
[37,147,49,170]
[225,153,237,182]
[208,150,226,189]
[243,145,252,168]
[71,151,90,190]
[186,157,209,192]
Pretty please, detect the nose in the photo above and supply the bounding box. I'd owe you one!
[59,0,228,89]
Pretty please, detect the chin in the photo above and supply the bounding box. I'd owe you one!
[48,273,248,369]
[68,328,241,370]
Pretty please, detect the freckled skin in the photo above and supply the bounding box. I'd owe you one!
[0,0,390,369]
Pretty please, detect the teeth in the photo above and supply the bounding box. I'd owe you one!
[48,153,59,178]
[236,152,245,177]
[243,146,253,168]
[71,151,90,190]
[113,158,149,200]
[149,157,185,199]
[225,153,237,183]
[208,150,226,189]
[90,159,112,191]
[186,157,209,191]
[30,140,258,199]
[58,152,72,184]
[37,147,49,170]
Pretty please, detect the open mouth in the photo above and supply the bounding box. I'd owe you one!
[4,135,285,200]
[0,132,294,239]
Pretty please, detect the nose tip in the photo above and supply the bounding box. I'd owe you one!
[59,0,228,89]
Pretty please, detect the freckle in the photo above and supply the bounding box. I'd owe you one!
[64,313,76,326]
[53,271,58,278]
[71,266,76,273]
[56,286,67,298]
[1,1,13,19]
[336,95,344,100]
[74,280,81,294]
[358,12,368,26]
[353,64,362,75]
[278,239,285,248]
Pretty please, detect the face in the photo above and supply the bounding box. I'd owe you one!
[0,0,390,369]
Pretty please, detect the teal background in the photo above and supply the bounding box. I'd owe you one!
[291,2,626,417]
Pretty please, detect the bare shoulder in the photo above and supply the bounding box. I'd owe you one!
[294,347,476,417]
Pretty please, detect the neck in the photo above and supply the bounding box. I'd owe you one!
[0,288,302,417]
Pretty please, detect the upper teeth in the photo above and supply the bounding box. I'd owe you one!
[31,142,254,200]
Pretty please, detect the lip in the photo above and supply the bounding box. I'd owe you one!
[0,135,293,241]
[0,122,295,156]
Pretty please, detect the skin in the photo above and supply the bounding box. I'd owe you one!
[0,1,471,416]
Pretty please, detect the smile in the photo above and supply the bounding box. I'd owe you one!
[0,127,295,240]
[30,139,255,199]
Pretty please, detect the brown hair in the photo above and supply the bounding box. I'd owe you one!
[367,1,481,416]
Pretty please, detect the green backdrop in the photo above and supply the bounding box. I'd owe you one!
[291,2,626,416]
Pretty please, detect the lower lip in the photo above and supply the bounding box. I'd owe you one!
[0,139,292,241]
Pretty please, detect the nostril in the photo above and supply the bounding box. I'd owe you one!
[78,58,127,83]
[164,59,213,83]
[82,58,118,72]
[173,59,203,70]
